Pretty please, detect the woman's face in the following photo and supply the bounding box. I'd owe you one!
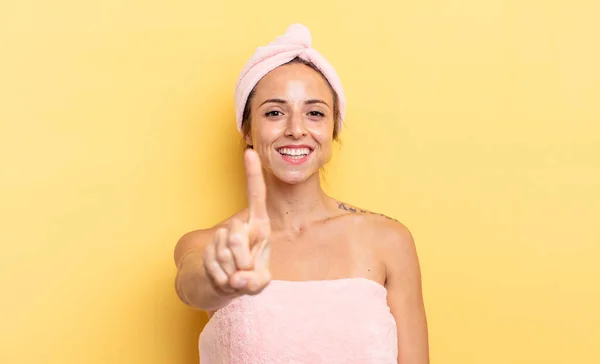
[246,63,335,184]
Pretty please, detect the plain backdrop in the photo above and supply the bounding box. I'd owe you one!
[1,1,599,363]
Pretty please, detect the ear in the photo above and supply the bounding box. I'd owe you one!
[244,132,253,148]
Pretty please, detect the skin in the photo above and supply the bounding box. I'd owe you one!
[174,63,430,364]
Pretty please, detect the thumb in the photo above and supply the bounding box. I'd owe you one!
[230,259,271,295]
[229,240,271,295]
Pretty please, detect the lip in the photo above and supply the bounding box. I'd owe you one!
[276,144,314,150]
[276,144,314,165]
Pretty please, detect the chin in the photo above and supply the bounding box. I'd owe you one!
[272,169,314,185]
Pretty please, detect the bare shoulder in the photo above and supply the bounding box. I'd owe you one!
[173,210,248,266]
[334,200,409,236]
[335,201,400,223]
[333,200,419,275]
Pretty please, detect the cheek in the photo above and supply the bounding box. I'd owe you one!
[307,122,334,144]
[253,121,284,146]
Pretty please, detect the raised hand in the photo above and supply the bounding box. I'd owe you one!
[203,149,272,296]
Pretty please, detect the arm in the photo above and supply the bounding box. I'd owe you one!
[382,222,430,364]
[174,228,237,312]
[174,150,272,313]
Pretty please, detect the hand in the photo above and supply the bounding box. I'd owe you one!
[203,148,272,296]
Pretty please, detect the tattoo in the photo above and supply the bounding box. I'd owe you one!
[336,202,399,222]
[337,202,357,213]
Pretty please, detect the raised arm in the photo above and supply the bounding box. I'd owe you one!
[173,149,272,312]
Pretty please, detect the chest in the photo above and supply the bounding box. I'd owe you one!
[200,279,398,363]
[267,228,385,283]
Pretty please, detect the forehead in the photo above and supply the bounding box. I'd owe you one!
[253,63,334,102]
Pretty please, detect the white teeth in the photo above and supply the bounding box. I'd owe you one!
[278,147,310,157]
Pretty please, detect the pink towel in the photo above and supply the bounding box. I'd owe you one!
[199,278,398,363]
[233,23,347,134]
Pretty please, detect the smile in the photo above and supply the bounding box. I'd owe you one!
[276,146,313,163]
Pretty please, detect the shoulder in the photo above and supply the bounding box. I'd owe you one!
[333,200,418,275]
[173,209,249,266]
[333,201,400,225]
[333,200,409,237]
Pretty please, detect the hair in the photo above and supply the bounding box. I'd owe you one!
[240,57,341,149]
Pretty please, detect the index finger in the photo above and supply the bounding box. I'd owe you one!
[244,149,268,223]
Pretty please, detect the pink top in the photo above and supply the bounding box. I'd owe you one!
[199,278,398,363]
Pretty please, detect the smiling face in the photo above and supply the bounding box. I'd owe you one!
[243,61,337,184]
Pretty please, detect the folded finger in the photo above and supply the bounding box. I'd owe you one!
[215,228,237,276]
[203,240,235,293]
[227,218,253,270]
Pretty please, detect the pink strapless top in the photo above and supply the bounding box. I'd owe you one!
[199,278,398,364]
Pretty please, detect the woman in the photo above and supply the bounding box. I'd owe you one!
[174,24,429,364]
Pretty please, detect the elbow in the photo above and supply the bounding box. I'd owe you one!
[174,269,191,306]
[174,265,202,307]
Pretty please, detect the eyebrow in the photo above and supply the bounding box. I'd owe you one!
[259,98,330,108]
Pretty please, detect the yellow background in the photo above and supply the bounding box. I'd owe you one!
[1,0,599,363]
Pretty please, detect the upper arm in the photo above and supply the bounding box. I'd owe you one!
[381,222,430,364]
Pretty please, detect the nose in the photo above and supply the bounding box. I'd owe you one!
[284,111,307,139]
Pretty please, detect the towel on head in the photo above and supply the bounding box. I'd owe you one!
[233,23,346,134]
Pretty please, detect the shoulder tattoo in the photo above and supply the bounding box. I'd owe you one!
[336,201,398,222]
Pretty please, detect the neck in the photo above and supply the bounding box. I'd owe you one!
[262,171,333,232]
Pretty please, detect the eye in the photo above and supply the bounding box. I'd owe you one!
[265,110,283,117]
[308,111,325,117]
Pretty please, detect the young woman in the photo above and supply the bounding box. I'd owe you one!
[174,23,429,364]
